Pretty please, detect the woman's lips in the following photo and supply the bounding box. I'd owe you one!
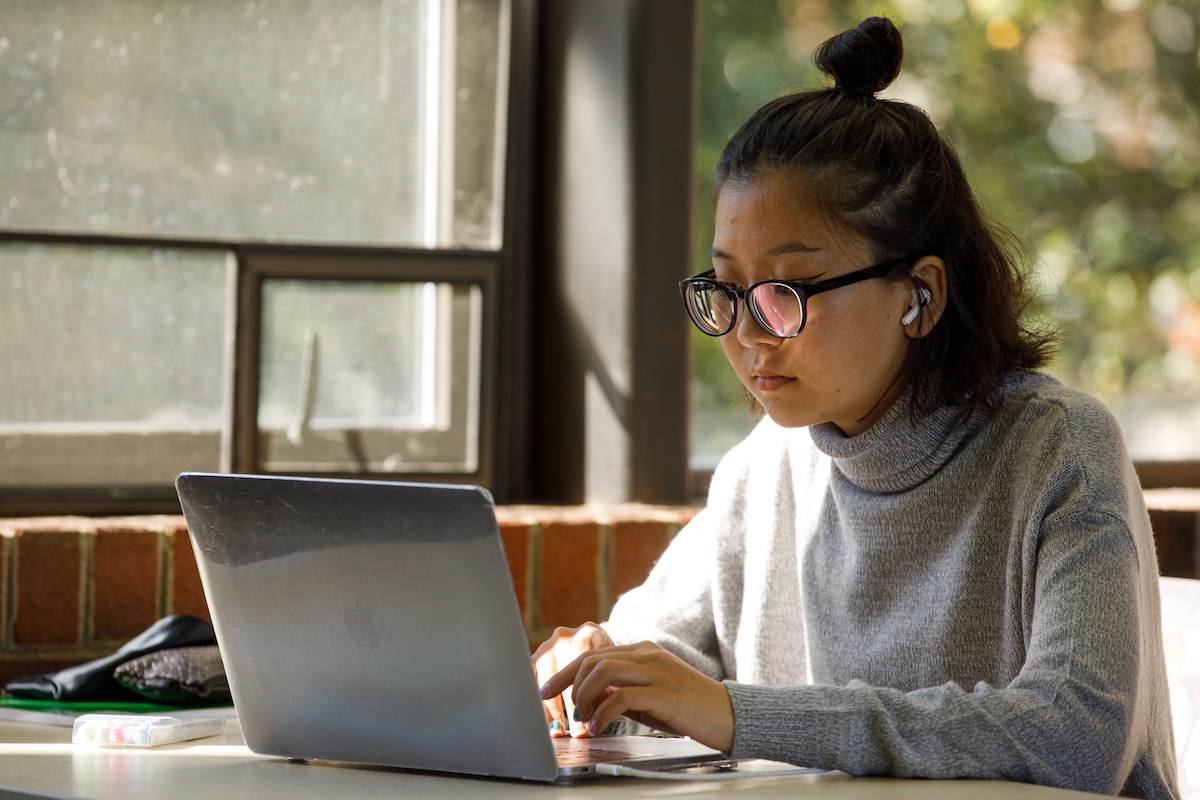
[754,373,792,391]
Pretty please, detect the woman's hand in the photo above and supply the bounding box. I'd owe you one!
[532,623,614,737]
[538,640,736,753]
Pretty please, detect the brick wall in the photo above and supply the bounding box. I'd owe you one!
[494,505,698,643]
[0,515,208,688]
[0,504,698,688]
[0,491,1195,690]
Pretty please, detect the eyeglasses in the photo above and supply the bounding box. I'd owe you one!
[679,259,908,339]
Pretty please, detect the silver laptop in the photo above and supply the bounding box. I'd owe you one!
[175,472,730,782]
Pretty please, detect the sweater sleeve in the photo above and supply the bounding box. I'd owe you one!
[726,509,1164,796]
[602,418,783,681]
[602,504,725,680]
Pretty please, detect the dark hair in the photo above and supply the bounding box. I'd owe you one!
[714,16,1055,419]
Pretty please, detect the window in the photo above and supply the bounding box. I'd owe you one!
[690,0,1200,488]
[255,280,477,472]
[0,243,230,487]
[0,0,515,512]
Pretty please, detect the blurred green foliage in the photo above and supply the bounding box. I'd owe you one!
[690,0,1200,466]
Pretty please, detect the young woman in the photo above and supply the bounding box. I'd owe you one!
[534,16,1177,798]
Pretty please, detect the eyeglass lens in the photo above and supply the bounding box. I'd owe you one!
[686,285,734,334]
[685,281,804,337]
[749,283,803,337]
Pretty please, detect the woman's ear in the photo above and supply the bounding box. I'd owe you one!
[905,256,947,338]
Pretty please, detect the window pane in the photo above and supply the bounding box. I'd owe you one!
[258,279,481,473]
[0,0,508,249]
[0,243,229,486]
[691,1,1200,468]
[451,0,509,249]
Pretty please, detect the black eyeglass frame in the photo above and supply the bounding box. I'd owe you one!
[678,258,912,339]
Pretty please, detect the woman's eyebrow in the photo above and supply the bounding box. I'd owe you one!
[709,242,822,259]
[767,241,822,256]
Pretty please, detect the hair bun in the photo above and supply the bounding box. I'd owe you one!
[814,17,903,96]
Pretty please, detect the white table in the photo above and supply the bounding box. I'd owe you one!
[0,718,1098,800]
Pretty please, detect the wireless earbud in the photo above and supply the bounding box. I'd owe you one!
[901,287,932,326]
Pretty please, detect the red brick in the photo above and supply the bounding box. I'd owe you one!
[172,530,210,621]
[611,521,672,600]
[15,531,81,645]
[93,530,160,641]
[540,522,600,629]
[499,522,529,621]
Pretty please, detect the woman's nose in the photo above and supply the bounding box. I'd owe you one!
[733,301,777,347]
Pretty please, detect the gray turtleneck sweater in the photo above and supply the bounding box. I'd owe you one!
[604,372,1177,798]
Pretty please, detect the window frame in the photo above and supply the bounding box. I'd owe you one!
[0,0,539,516]
[0,232,510,516]
[233,247,501,486]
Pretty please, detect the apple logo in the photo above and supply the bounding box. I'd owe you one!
[343,596,381,648]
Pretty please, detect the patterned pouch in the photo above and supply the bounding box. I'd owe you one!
[113,645,231,706]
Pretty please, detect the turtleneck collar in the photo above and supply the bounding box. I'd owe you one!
[807,387,984,494]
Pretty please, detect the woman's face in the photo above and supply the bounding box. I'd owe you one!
[712,176,914,436]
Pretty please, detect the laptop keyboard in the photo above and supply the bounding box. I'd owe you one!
[553,738,642,766]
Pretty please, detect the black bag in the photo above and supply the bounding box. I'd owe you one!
[6,614,220,703]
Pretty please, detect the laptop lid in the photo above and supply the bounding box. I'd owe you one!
[176,472,560,781]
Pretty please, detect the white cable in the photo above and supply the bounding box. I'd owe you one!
[595,763,829,780]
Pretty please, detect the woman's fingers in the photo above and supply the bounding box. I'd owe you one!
[557,641,736,752]
[539,652,588,736]
[570,649,653,717]
[565,625,610,735]
[569,623,614,654]
[534,648,568,736]
[535,629,728,744]
[533,623,612,737]
[590,686,675,737]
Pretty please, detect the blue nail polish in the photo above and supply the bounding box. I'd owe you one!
[572,707,579,721]
[550,721,562,733]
